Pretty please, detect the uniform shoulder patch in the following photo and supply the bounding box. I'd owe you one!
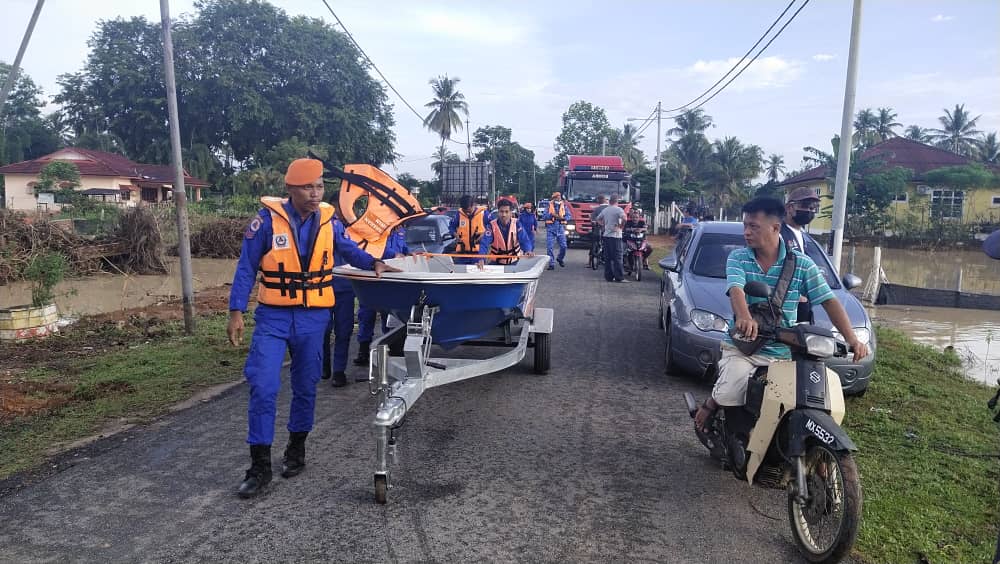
[245,217,262,239]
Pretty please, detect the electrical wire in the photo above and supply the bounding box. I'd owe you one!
[318,0,467,148]
[663,0,799,113]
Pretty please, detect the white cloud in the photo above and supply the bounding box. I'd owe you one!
[687,56,802,90]
[414,11,527,44]
[931,14,954,22]
[812,53,836,62]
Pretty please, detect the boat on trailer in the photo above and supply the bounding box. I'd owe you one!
[333,254,554,504]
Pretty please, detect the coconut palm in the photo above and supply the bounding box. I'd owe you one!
[904,125,933,143]
[709,137,763,209]
[423,75,469,156]
[979,132,1000,164]
[853,108,877,148]
[931,103,982,156]
[667,109,713,139]
[430,146,460,179]
[874,107,902,142]
[764,154,786,183]
[617,123,647,172]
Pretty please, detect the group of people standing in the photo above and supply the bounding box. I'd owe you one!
[588,194,653,282]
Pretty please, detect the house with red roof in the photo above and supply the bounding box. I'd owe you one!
[778,137,1000,233]
[0,147,210,212]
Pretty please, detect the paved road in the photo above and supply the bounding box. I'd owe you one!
[0,246,825,563]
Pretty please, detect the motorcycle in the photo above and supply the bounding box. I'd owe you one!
[588,228,604,270]
[683,281,862,563]
[622,229,647,281]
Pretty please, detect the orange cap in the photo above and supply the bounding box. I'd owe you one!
[285,158,323,185]
[551,191,561,199]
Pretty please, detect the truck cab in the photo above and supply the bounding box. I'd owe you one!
[557,155,634,245]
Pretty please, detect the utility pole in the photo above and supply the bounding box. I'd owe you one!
[466,118,472,160]
[654,101,662,234]
[830,0,863,274]
[601,136,607,156]
[0,0,44,120]
[532,166,537,208]
[160,0,195,333]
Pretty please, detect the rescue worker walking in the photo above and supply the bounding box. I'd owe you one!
[321,211,358,388]
[477,198,535,266]
[450,194,491,264]
[227,158,397,499]
[352,226,410,369]
[544,191,571,270]
[518,201,538,253]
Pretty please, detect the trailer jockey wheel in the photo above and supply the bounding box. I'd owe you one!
[374,474,388,504]
[533,332,551,374]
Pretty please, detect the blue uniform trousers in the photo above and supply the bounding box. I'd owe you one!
[603,236,625,281]
[546,225,567,266]
[244,306,330,445]
[357,304,390,343]
[322,290,355,376]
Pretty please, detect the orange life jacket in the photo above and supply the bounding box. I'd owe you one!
[455,207,487,253]
[334,163,424,259]
[488,219,521,265]
[257,197,336,308]
[546,200,566,224]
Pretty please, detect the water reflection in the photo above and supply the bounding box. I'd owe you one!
[1,258,236,316]
[848,245,1000,296]
[869,304,1000,385]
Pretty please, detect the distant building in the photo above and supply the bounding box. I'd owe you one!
[778,137,1000,233]
[0,147,210,212]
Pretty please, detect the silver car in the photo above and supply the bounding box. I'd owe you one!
[659,222,875,396]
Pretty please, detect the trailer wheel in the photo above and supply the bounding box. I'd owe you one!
[374,474,387,504]
[533,332,551,374]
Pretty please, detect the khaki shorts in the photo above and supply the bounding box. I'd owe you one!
[711,343,776,407]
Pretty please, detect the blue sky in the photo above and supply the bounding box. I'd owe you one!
[4,0,998,180]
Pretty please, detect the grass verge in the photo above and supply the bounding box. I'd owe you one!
[0,313,247,480]
[846,327,998,563]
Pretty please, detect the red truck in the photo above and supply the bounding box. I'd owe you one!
[556,155,635,245]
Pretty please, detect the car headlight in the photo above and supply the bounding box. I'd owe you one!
[690,309,729,332]
[566,224,576,231]
[805,333,837,357]
[832,327,871,345]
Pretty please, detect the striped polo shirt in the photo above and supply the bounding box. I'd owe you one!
[724,238,835,358]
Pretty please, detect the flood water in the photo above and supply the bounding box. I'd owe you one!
[848,245,1000,296]
[1,258,236,317]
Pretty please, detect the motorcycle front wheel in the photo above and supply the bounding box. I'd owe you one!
[788,444,862,563]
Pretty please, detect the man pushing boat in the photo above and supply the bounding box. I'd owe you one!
[477,198,535,268]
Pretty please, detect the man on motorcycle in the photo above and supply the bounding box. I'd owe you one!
[694,197,869,431]
[623,208,652,270]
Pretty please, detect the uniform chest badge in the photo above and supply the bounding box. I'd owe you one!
[273,234,290,249]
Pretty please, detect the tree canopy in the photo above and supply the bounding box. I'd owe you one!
[553,101,616,166]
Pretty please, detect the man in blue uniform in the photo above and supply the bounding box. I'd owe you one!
[543,191,572,270]
[352,226,410,370]
[478,198,535,266]
[322,214,360,388]
[227,158,396,499]
[518,202,538,253]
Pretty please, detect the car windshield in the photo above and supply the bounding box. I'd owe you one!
[568,179,629,201]
[690,233,746,278]
[802,237,841,289]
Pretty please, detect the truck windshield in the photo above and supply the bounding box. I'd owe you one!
[568,179,629,202]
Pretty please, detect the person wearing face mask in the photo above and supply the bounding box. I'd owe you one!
[782,186,821,324]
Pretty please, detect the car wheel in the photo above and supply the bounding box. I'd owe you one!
[664,314,680,377]
[658,284,665,330]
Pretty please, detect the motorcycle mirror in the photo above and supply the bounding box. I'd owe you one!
[842,273,863,290]
[744,281,771,298]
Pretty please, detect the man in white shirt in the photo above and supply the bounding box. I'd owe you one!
[596,194,627,282]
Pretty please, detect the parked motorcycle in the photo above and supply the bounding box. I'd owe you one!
[623,230,646,281]
[683,281,862,563]
[588,231,604,270]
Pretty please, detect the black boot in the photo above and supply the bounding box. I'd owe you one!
[331,371,347,387]
[353,341,371,366]
[237,444,272,499]
[281,431,308,478]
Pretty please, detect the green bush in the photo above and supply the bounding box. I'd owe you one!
[24,252,69,307]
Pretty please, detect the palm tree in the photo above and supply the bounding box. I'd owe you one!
[904,125,933,143]
[874,107,902,143]
[617,123,646,172]
[423,75,469,156]
[764,154,786,183]
[709,137,763,210]
[931,103,982,156]
[979,132,1000,164]
[667,109,713,139]
[853,108,877,148]
[430,146,460,179]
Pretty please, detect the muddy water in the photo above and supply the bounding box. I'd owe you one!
[869,304,1000,385]
[1,258,236,316]
[848,245,1000,296]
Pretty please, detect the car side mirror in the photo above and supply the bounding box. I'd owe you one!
[659,254,678,272]
[744,281,772,298]
[842,273,863,290]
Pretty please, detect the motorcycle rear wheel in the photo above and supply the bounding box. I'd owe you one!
[787,445,862,563]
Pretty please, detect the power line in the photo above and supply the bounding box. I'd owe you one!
[318,0,466,148]
[663,0,799,113]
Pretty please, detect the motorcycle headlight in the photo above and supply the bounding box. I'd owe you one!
[566,224,576,231]
[832,327,871,345]
[805,333,837,357]
[690,309,729,332]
